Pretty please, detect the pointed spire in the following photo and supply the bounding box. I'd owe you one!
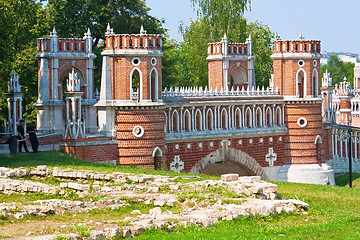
[222,33,227,42]
[87,28,91,36]
[52,27,57,35]
[105,23,114,36]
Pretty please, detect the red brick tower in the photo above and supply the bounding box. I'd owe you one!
[271,34,323,165]
[96,25,165,169]
[207,34,255,91]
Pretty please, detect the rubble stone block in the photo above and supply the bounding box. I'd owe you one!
[90,230,106,240]
[221,174,239,182]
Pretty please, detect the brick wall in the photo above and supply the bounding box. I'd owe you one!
[61,137,118,163]
[165,134,286,172]
[115,107,165,168]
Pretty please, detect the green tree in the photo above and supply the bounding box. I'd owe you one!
[179,17,273,87]
[0,0,48,130]
[191,0,250,40]
[0,0,165,132]
[321,55,355,87]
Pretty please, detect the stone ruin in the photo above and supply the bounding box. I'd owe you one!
[0,166,308,239]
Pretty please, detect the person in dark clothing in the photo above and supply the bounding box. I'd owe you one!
[27,121,39,153]
[17,120,29,152]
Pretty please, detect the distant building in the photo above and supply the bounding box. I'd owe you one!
[321,51,359,65]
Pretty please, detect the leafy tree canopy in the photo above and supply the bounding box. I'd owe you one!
[175,0,273,88]
[321,55,355,87]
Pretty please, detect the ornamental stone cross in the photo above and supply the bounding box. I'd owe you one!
[265,147,277,167]
[170,156,184,173]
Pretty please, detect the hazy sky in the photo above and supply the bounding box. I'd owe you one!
[146,0,359,54]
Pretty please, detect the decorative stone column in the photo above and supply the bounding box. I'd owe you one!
[320,70,335,123]
[5,71,24,135]
[64,68,85,139]
[337,77,354,125]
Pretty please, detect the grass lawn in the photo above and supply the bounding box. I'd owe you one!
[0,151,360,239]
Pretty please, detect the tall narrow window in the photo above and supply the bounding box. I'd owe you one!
[131,68,141,101]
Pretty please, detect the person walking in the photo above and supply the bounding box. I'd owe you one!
[27,121,39,153]
[17,120,29,153]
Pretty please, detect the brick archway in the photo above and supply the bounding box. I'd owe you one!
[190,144,268,180]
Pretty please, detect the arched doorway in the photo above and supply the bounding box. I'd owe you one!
[153,147,163,170]
[190,146,268,180]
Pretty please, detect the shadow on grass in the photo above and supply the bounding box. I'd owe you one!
[335,173,360,187]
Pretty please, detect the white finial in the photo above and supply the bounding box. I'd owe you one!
[248,34,252,42]
[106,23,110,32]
[87,28,91,36]
[222,33,227,42]
[344,76,347,81]
[140,25,147,35]
[52,27,57,35]
[299,33,305,41]
[275,32,281,40]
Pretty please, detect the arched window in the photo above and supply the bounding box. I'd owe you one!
[221,108,228,129]
[245,107,252,128]
[235,108,241,129]
[184,110,191,132]
[195,109,202,131]
[131,68,142,101]
[296,69,306,98]
[171,110,179,133]
[206,108,214,130]
[312,69,319,97]
[266,107,272,127]
[276,106,282,126]
[256,108,262,127]
[150,68,158,101]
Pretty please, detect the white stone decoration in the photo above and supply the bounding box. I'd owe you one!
[313,60,317,67]
[187,143,191,149]
[209,142,214,147]
[132,126,145,138]
[132,57,140,66]
[151,58,157,66]
[260,138,264,143]
[297,117,308,128]
[238,140,242,145]
[67,68,81,92]
[298,60,304,67]
[265,148,277,167]
[175,144,179,150]
[269,137,273,143]
[279,137,282,142]
[249,139,253,144]
[170,156,184,173]
[198,142,203,148]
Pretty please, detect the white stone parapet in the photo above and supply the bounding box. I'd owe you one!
[162,86,279,99]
